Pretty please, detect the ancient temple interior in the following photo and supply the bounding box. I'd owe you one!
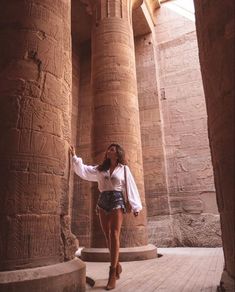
[0,0,234,291]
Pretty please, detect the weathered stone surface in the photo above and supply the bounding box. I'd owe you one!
[150,1,219,247]
[60,215,78,261]
[0,259,85,292]
[90,0,148,248]
[147,216,174,247]
[170,197,204,214]
[194,0,235,285]
[172,213,222,247]
[135,34,171,221]
[148,212,222,248]
[0,0,76,271]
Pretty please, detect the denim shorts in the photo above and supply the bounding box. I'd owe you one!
[97,190,126,213]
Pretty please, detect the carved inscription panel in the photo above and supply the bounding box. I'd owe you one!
[0,0,72,270]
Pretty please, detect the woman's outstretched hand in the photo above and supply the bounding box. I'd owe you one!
[69,145,76,157]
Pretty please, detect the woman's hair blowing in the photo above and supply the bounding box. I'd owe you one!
[97,144,126,172]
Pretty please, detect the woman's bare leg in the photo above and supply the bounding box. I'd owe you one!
[99,208,111,251]
[99,208,123,290]
[109,208,123,268]
[99,208,123,266]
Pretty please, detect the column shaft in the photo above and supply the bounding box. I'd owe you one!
[91,0,148,248]
[0,0,76,271]
[194,0,234,288]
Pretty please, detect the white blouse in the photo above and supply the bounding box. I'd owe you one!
[72,155,142,212]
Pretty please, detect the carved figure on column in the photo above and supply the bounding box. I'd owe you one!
[0,0,85,291]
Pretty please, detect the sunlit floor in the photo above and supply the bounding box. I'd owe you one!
[85,248,224,291]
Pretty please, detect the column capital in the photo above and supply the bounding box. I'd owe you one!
[80,0,151,15]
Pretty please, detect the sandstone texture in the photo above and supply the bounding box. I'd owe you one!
[90,0,148,248]
[0,0,85,290]
[0,0,76,272]
[145,0,219,247]
[0,0,233,291]
[172,213,221,247]
[71,0,223,251]
[194,0,235,286]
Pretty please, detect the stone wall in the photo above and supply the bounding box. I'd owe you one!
[135,33,174,247]
[152,0,221,246]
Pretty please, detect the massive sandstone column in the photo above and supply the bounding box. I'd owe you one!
[194,0,234,290]
[0,1,85,291]
[81,0,157,261]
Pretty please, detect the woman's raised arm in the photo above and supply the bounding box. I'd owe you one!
[70,146,98,182]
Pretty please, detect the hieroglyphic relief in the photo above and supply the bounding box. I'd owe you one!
[0,0,74,270]
[1,215,61,269]
[3,169,60,212]
[94,0,131,23]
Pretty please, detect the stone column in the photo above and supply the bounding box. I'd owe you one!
[81,0,157,261]
[0,1,85,291]
[194,0,234,290]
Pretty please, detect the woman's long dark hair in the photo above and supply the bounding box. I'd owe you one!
[97,144,126,172]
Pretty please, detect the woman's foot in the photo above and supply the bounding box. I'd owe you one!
[116,262,122,280]
[106,266,116,290]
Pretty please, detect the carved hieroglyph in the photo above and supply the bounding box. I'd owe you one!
[90,0,148,247]
[0,0,76,271]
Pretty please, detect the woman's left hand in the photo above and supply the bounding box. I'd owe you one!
[69,145,76,156]
[134,212,139,217]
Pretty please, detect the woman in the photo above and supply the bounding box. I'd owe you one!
[70,144,142,290]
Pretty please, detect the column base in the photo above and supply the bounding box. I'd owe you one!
[218,270,235,292]
[0,258,86,292]
[80,244,157,262]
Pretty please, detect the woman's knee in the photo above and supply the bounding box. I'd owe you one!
[110,229,120,241]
